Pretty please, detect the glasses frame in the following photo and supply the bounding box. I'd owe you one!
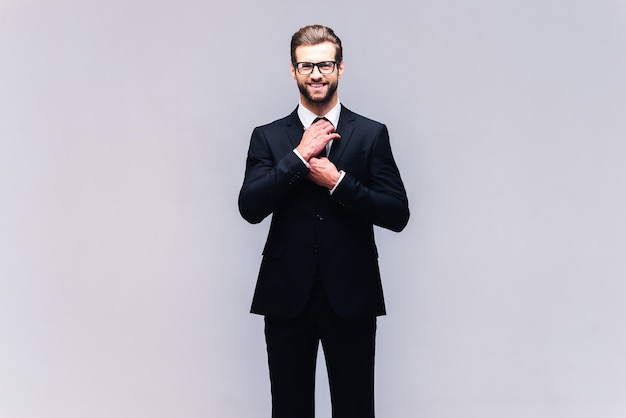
[293,61,339,75]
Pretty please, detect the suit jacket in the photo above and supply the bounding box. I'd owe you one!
[239,105,409,319]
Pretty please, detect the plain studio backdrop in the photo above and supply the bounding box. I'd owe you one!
[1,1,625,417]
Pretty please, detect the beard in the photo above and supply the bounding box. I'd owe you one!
[297,80,339,104]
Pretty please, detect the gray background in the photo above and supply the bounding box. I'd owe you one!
[1,0,625,417]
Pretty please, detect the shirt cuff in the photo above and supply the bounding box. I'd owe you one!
[293,149,309,168]
[329,170,346,194]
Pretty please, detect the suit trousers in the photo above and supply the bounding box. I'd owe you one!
[264,282,377,418]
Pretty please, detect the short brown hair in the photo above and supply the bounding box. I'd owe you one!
[290,25,343,64]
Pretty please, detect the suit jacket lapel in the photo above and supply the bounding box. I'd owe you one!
[285,108,305,150]
[330,105,355,163]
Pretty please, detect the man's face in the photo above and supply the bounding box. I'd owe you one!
[291,42,344,107]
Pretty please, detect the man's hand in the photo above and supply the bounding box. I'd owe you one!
[308,157,341,190]
[295,119,341,161]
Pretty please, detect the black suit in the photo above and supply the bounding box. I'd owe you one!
[239,105,409,417]
[239,105,409,316]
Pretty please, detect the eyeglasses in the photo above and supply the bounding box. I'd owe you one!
[293,61,339,75]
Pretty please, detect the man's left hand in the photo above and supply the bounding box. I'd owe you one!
[308,157,341,190]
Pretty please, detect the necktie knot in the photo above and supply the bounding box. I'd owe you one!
[312,116,329,126]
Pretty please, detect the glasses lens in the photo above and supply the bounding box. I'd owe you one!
[298,63,314,75]
[318,62,335,74]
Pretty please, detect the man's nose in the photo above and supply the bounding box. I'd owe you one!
[310,65,323,77]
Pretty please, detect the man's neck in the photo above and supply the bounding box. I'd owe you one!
[300,97,339,117]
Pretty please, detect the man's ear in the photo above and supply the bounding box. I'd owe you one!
[338,60,345,78]
[290,63,297,80]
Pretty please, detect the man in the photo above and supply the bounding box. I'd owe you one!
[238,24,409,418]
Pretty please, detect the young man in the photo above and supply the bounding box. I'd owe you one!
[239,24,409,418]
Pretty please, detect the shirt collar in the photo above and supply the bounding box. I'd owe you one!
[297,100,341,130]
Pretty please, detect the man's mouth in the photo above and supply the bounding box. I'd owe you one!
[309,83,326,91]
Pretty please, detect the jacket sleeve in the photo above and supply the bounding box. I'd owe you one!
[330,124,410,232]
[238,127,309,224]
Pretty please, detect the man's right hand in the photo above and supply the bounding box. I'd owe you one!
[295,119,341,162]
